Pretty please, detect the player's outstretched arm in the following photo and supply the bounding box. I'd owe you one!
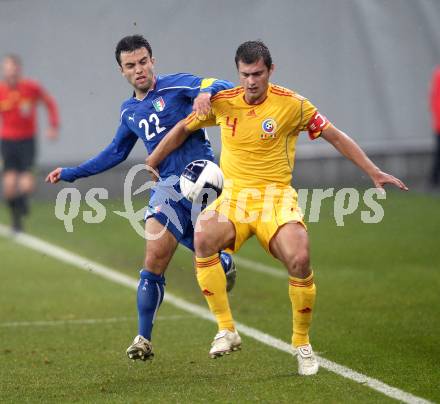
[45,125,138,184]
[45,167,62,184]
[321,125,408,191]
[146,119,193,171]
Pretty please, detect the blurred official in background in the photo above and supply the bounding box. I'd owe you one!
[0,54,59,231]
[429,65,440,188]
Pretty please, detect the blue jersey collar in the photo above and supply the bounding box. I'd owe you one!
[133,75,158,101]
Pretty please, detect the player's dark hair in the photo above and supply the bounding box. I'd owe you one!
[235,41,272,70]
[115,35,152,66]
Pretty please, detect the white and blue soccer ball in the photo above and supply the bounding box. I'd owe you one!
[179,159,224,204]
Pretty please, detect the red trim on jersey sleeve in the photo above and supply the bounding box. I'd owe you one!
[185,111,197,125]
[184,111,201,132]
[307,110,330,140]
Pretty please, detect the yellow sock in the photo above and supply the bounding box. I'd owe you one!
[196,254,235,331]
[288,271,316,347]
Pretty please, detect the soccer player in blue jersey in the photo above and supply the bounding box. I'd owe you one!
[46,35,236,361]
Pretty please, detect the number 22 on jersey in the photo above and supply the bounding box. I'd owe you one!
[139,113,166,140]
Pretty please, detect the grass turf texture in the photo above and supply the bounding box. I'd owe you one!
[0,190,439,402]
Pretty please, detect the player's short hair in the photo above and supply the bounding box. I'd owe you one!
[3,53,21,66]
[235,41,272,70]
[115,35,153,66]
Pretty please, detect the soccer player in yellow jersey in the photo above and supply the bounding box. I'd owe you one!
[147,41,408,376]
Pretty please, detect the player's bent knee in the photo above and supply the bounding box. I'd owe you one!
[287,252,310,278]
[194,231,218,257]
[3,173,17,195]
[19,176,35,193]
[144,251,169,274]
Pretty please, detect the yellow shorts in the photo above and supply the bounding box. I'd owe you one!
[204,185,306,254]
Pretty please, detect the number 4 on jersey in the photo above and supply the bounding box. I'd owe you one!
[226,116,238,136]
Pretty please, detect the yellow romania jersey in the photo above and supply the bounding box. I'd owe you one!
[185,83,330,190]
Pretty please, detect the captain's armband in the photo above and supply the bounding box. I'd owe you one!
[200,78,217,93]
[307,110,330,140]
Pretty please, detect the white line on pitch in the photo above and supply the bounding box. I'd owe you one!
[0,315,194,328]
[0,225,431,404]
[234,256,285,278]
[177,245,285,278]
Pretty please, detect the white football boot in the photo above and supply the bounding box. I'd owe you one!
[295,344,319,375]
[126,335,154,361]
[209,329,242,358]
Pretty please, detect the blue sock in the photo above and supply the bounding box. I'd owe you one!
[137,269,165,340]
[220,251,233,274]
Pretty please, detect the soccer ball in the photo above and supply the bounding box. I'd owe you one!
[179,159,224,204]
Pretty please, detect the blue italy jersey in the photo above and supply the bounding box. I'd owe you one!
[61,73,234,182]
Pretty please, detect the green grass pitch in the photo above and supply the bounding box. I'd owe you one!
[0,190,439,402]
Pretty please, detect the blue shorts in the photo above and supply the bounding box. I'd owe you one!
[144,182,203,251]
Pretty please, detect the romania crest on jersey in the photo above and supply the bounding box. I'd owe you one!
[260,118,277,139]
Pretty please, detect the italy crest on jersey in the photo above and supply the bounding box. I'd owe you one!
[152,97,166,112]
